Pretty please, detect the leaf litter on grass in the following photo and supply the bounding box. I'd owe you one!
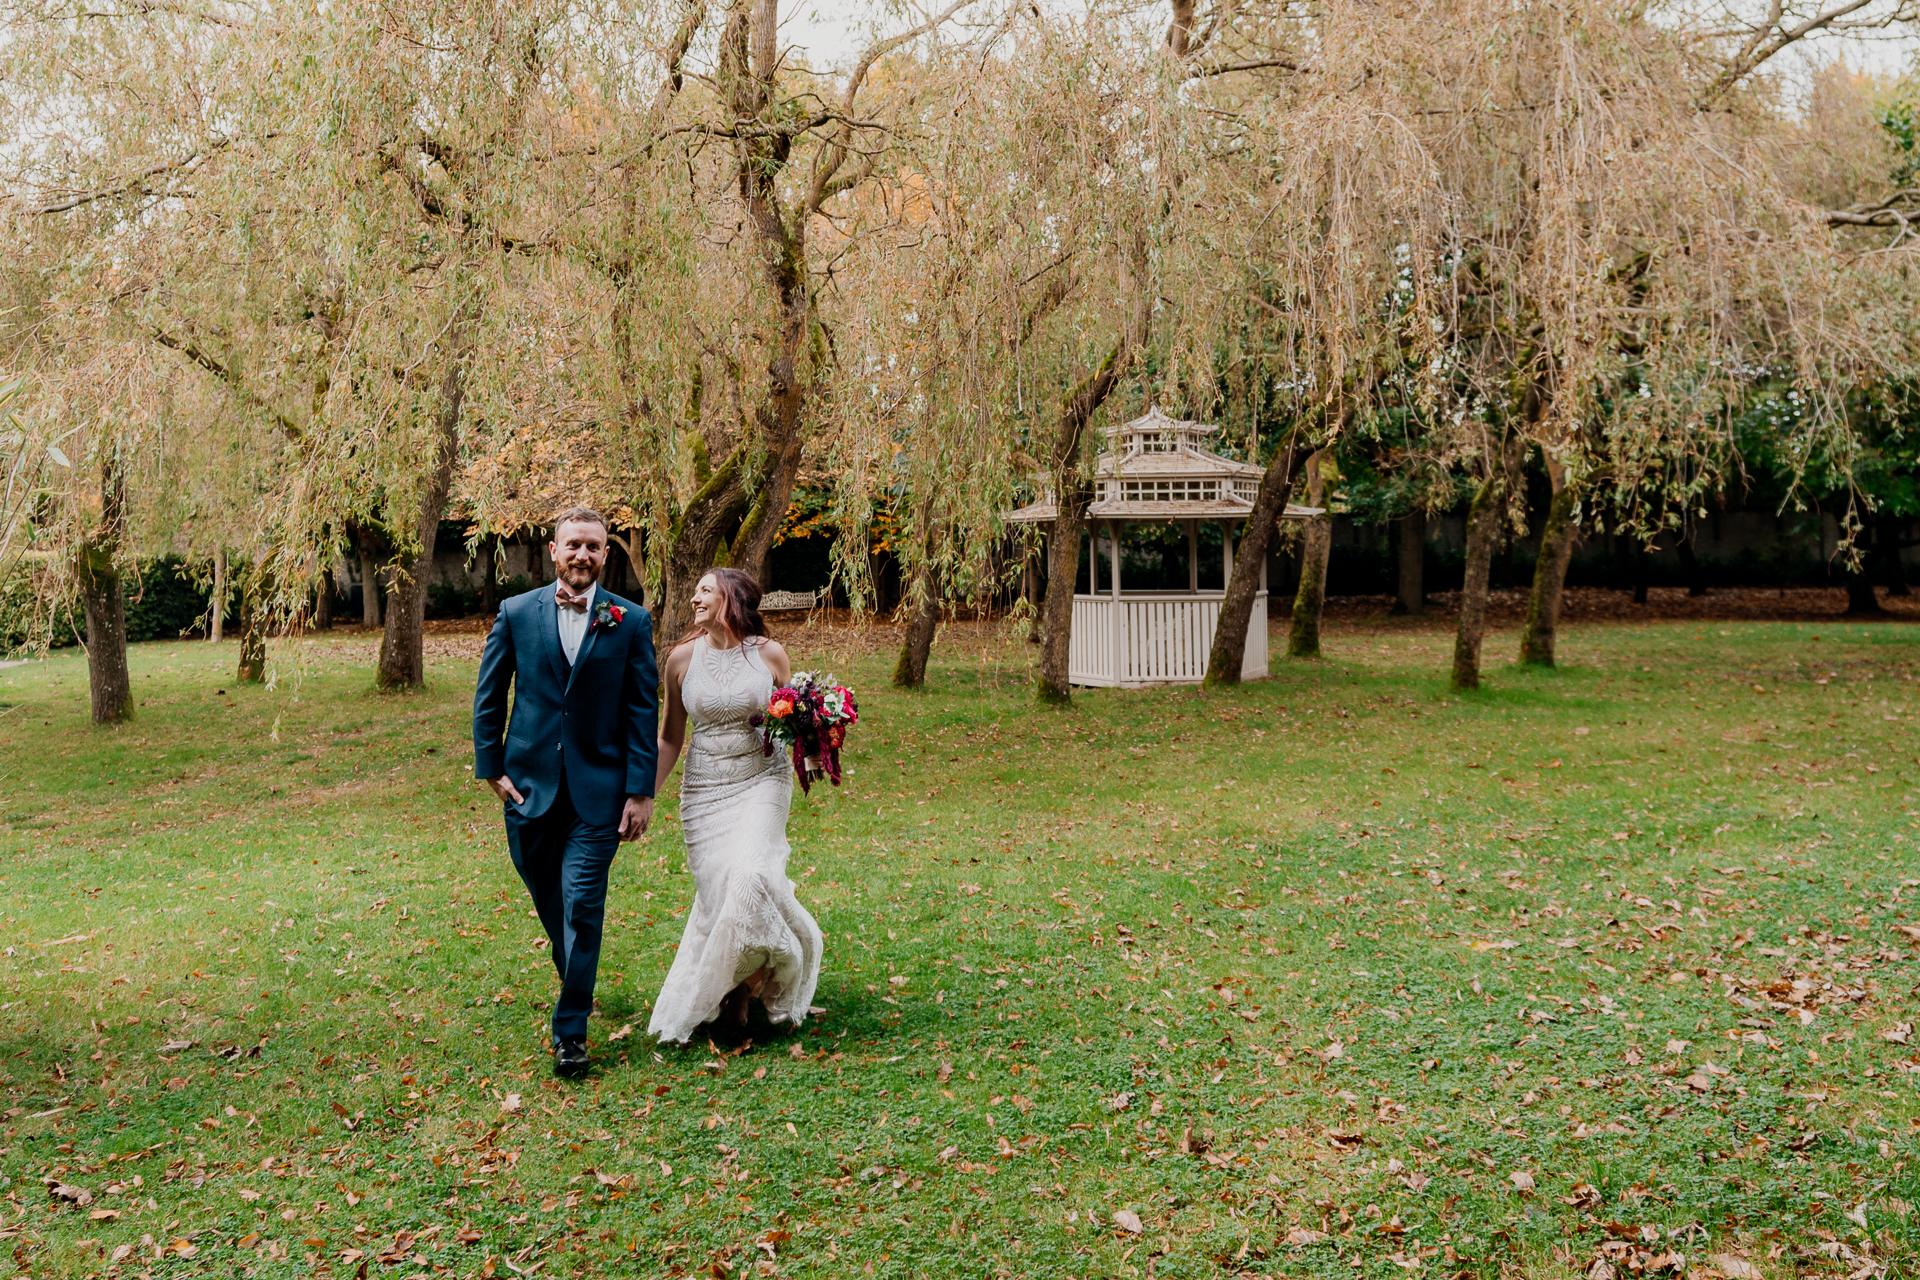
[0,617,1915,1277]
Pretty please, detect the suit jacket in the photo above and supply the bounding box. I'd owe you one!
[472,583,659,827]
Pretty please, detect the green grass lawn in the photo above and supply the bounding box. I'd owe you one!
[1,613,1917,1279]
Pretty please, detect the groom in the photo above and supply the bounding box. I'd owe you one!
[472,507,657,1078]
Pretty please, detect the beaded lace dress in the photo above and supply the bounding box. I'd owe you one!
[648,638,822,1044]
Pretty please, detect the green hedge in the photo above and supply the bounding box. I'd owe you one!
[125,559,214,642]
[0,556,214,656]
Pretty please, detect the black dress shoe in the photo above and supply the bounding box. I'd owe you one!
[553,1037,590,1078]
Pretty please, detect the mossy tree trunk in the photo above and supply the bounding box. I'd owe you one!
[375,349,466,691]
[893,561,940,689]
[893,502,941,689]
[1450,449,1514,692]
[78,460,134,724]
[354,524,388,628]
[1036,344,1127,705]
[1286,450,1332,660]
[1203,425,1311,685]
[1519,460,1577,667]
[235,559,269,683]
[208,548,227,643]
[658,436,753,645]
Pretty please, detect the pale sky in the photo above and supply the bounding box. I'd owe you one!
[777,0,1916,87]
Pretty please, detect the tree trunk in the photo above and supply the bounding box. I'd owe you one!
[376,350,466,690]
[314,564,334,631]
[1036,345,1130,704]
[77,489,134,725]
[1519,468,1578,667]
[1391,509,1425,616]
[1025,541,1043,644]
[659,443,755,644]
[1843,545,1885,615]
[892,542,940,689]
[1204,426,1313,685]
[209,548,226,642]
[479,539,499,615]
[1677,533,1706,596]
[355,524,387,628]
[235,561,269,683]
[733,431,806,589]
[1449,463,1509,692]
[705,12,817,598]
[1287,450,1332,660]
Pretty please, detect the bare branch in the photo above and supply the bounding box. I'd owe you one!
[1186,55,1307,79]
[150,328,303,444]
[805,0,972,214]
[1696,0,1913,107]
[62,0,244,28]
[14,136,237,215]
[840,0,972,118]
[651,0,707,116]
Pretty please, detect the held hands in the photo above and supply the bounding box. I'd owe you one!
[484,775,526,806]
[619,796,653,842]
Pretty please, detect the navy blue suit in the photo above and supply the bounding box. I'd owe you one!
[473,583,658,1042]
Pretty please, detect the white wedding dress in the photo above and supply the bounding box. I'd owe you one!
[648,637,823,1045]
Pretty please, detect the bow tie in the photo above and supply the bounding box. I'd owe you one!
[555,584,591,613]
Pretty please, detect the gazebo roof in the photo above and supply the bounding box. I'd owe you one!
[1007,407,1323,524]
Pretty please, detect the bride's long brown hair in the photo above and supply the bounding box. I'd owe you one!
[682,567,771,646]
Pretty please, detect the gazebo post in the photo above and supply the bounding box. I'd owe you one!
[1187,521,1199,593]
[1109,519,1125,685]
[1219,521,1233,584]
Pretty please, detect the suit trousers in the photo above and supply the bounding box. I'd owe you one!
[503,774,621,1043]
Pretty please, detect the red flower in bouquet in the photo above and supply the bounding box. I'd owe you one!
[768,692,797,719]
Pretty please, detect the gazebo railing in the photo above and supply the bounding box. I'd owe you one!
[1068,590,1267,687]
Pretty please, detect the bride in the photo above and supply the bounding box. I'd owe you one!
[647,568,823,1045]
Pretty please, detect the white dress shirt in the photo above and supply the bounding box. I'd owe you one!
[557,582,595,665]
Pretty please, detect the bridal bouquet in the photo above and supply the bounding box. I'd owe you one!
[754,672,858,794]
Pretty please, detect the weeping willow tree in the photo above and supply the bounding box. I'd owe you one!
[1164,0,1909,692]
[2,0,630,689]
[11,342,149,723]
[8,0,1910,712]
[841,5,1203,692]
[929,1,1314,703]
[456,0,989,646]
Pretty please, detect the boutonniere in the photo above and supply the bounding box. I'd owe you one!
[591,600,624,632]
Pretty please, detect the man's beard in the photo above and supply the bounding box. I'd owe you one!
[557,560,599,588]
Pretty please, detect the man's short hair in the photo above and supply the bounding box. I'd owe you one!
[552,506,608,536]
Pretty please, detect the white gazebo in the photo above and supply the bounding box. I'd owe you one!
[1009,408,1320,688]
